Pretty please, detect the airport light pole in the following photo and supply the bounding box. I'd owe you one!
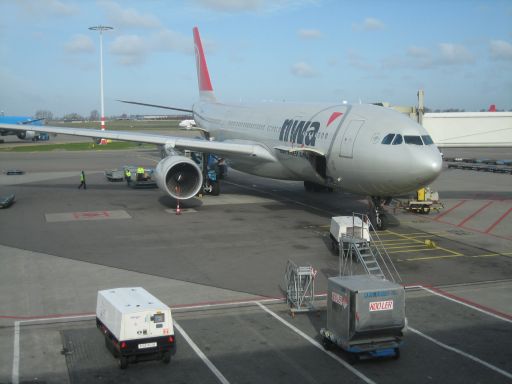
[89,25,113,144]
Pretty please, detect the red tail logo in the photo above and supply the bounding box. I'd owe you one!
[193,27,213,93]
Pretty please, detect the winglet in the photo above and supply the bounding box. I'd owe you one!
[193,27,216,101]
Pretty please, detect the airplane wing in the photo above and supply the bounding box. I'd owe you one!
[0,123,277,162]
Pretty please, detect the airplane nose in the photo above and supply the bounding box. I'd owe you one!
[417,150,442,184]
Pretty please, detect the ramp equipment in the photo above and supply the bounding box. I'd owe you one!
[330,213,401,283]
[320,275,405,363]
[284,259,316,314]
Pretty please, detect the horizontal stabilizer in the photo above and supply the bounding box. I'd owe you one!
[117,100,193,113]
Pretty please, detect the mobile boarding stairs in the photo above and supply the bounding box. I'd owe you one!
[335,213,401,283]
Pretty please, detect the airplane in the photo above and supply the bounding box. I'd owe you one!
[0,27,442,229]
[0,115,46,140]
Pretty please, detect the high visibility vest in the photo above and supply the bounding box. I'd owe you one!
[137,167,144,174]
[126,170,132,177]
[80,173,85,181]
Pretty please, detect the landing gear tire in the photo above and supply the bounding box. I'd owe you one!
[210,181,220,196]
[376,213,388,230]
[369,196,389,231]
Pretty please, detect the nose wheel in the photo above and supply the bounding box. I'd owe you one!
[369,196,388,230]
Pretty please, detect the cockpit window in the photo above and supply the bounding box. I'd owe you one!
[421,135,434,145]
[381,134,395,145]
[392,134,403,145]
[404,135,423,145]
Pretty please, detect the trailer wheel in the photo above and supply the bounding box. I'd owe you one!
[162,351,171,364]
[119,356,128,369]
[321,337,332,351]
[421,206,431,214]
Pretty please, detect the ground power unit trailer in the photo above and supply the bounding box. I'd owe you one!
[96,287,176,369]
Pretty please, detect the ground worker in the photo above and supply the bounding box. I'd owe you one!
[137,166,144,181]
[125,169,132,185]
[78,170,86,189]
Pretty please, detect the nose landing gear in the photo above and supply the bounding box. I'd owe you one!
[369,196,389,230]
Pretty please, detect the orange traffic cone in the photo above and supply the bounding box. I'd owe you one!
[176,200,181,215]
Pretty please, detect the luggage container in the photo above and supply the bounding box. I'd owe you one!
[320,275,405,362]
[96,287,176,369]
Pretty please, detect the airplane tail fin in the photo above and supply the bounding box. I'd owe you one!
[488,104,496,112]
[193,27,216,102]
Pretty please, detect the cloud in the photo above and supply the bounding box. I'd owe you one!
[297,29,322,39]
[347,50,374,71]
[353,17,385,32]
[17,0,79,16]
[99,1,161,29]
[489,40,512,61]
[438,43,474,65]
[64,34,94,54]
[291,62,316,77]
[109,35,149,65]
[152,29,193,54]
[406,45,430,59]
[191,0,318,13]
[192,0,264,12]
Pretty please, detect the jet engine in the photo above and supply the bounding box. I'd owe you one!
[155,156,203,200]
[17,130,36,140]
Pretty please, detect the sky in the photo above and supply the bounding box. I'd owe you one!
[1,0,511,117]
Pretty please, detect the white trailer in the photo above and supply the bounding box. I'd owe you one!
[329,216,370,253]
[96,287,176,369]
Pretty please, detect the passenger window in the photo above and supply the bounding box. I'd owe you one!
[392,134,403,145]
[381,134,395,145]
[421,135,434,145]
[404,135,423,145]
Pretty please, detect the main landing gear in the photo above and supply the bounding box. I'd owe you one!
[369,196,389,231]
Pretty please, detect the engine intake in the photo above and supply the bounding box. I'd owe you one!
[155,156,203,200]
[17,130,36,140]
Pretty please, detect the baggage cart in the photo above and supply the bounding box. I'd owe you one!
[320,275,405,363]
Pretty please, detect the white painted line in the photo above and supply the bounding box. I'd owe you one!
[12,321,19,384]
[420,286,512,324]
[409,327,512,380]
[174,321,230,384]
[256,302,376,384]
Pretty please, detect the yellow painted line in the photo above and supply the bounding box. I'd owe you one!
[405,254,465,261]
[405,251,512,261]
[385,229,462,256]
[471,252,512,258]
[387,248,446,254]
[380,244,427,250]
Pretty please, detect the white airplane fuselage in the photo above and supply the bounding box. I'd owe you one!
[194,100,442,197]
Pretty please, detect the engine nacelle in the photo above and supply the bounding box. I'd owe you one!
[155,156,203,200]
[17,130,36,140]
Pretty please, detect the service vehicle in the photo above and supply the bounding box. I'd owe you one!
[96,287,176,369]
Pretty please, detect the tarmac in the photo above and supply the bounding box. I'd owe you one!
[0,143,511,383]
